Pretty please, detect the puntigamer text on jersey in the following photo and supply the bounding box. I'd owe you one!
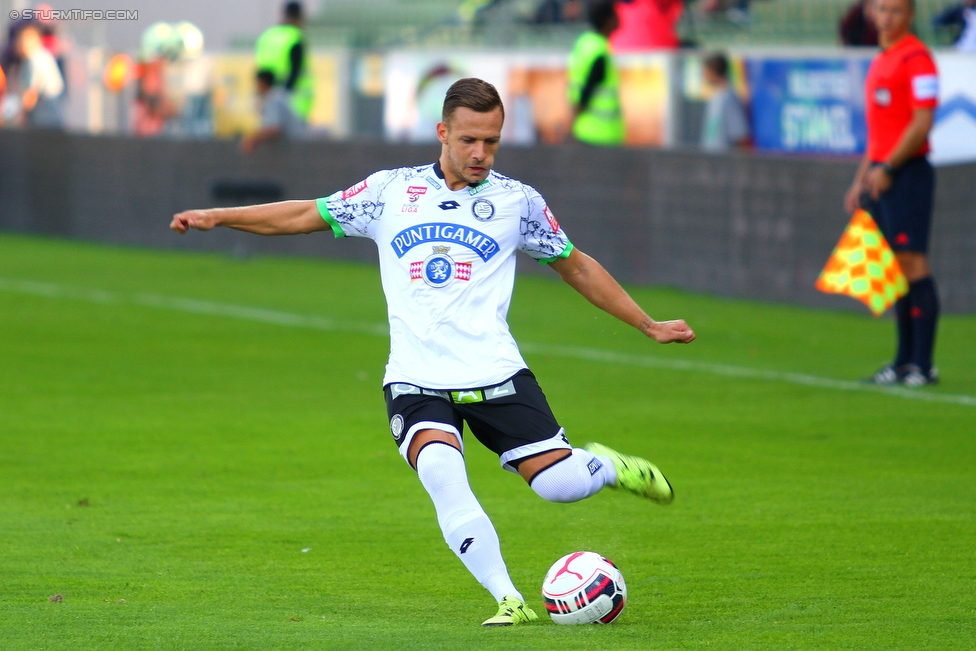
[391,223,501,261]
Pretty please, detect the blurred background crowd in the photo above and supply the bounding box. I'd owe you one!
[0,0,973,161]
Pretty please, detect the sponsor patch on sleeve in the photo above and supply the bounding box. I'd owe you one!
[586,457,603,476]
[911,74,939,101]
[342,179,368,200]
[543,205,559,232]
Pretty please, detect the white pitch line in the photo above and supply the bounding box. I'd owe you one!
[2,276,975,408]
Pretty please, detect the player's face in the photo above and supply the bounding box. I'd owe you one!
[437,107,503,188]
[874,0,913,40]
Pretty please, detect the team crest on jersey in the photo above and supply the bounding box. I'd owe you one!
[874,88,892,107]
[342,179,367,200]
[407,186,428,202]
[471,199,495,221]
[543,205,560,232]
[410,246,472,287]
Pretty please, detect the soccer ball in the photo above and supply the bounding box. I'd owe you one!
[542,551,627,625]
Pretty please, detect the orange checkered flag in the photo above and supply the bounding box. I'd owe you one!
[816,210,908,316]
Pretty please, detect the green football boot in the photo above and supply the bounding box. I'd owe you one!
[585,442,674,504]
[481,596,539,627]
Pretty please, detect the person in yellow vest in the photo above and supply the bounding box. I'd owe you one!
[567,0,625,146]
[255,1,313,122]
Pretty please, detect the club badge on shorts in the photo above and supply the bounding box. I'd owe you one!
[410,246,472,287]
[390,414,405,444]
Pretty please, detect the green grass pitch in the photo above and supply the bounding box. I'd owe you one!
[1,233,974,650]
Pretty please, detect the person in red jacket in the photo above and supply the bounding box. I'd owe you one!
[609,0,683,51]
[844,0,941,387]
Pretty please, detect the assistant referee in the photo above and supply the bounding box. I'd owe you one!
[844,0,941,387]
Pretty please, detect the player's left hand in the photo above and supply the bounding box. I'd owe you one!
[643,319,696,344]
[866,166,893,200]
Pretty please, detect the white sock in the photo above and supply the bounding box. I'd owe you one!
[416,443,522,602]
[529,448,617,503]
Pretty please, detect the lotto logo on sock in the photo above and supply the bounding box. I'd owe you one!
[586,458,603,476]
[460,537,475,554]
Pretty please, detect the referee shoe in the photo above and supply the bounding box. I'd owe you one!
[902,365,939,388]
[865,364,908,386]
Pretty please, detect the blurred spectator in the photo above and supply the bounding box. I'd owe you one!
[840,0,880,46]
[568,0,625,145]
[700,52,749,152]
[241,69,306,153]
[35,4,67,84]
[16,24,64,128]
[168,23,213,137]
[703,0,752,24]
[533,0,585,23]
[1,18,30,78]
[610,0,683,51]
[255,1,313,123]
[933,0,976,51]
[133,56,175,137]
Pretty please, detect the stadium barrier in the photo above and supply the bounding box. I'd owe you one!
[1,130,973,313]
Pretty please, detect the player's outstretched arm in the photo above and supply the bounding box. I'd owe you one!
[550,248,695,344]
[170,200,328,236]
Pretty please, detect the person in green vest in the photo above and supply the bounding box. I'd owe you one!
[567,0,625,146]
[254,1,313,122]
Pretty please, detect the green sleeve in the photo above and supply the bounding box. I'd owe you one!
[316,198,345,239]
[538,240,574,266]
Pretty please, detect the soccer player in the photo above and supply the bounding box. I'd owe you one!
[844,0,940,387]
[170,78,695,626]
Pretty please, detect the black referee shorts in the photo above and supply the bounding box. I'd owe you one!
[862,156,935,254]
[384,369,571,473]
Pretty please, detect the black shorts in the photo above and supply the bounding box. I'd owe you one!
[384,369,571,473]
[862,156,935,253]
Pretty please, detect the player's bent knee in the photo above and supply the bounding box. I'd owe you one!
[528,450,604,504]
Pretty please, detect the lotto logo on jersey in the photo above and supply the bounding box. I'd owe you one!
[407,186,428,202]
[342,180,368,200]
[543,205,560,232]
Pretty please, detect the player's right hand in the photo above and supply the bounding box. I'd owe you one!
[170,210,215,234]
[645,319,696,344]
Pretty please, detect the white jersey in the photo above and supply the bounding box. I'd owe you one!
[317,163,573,389]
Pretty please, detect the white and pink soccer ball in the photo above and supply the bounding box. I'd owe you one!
[542,551,627,625]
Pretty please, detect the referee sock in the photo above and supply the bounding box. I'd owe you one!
[893,292,914,368]
[415,443,522,602]
[529,449,615,503]
[909,276,940,375]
